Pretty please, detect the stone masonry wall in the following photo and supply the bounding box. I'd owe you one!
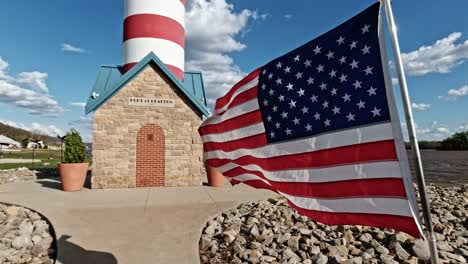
[92,64,205,188]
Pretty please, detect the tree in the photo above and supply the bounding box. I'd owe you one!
[63,129,86,163]
[438,131,468,150]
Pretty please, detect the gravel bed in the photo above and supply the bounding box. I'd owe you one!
[200,184,468,264]
[0,204,56,264]
[0,168,36,185]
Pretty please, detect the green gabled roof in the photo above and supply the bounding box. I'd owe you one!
[85,52,209,116]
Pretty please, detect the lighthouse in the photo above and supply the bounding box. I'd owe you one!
[85,0,208,189]
[122,0,186,79]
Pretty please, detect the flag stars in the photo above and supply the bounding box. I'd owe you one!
[346,112,356,121]
[268,89,274,96]
[364,66,374,75]
[352,80,362,89]
[263,99,269,106]
[314,112,321,120]
[293,55,300,62]
[269,131,275,138]
[276,61,282,68]
[285,128,292,136]
[281,112,289,119]
[301,106,309,114]
[350,40,358,49]
[284,66,291,73]
[310,94,318,102]
[266,115,272,122]
[295,72,303,79]
[261,84,266,90]
[307,77,314,85]
[361,24,370,34]
[319,82,327,90]
[289,99,297,108]
[286,83,294,91]
[268,73,273,79]
[357,100,366,109]
[332,106,341,115]
[339,56,347,64]
[342,93,351,102]
[367,86,377,96]
[292,117,300,125]
[297,88,305,97]
[272,105,278,112]
[262,69,267,75]
[371,107,381,117]
[349,60,359,69]
[326,51,335,60]
[275,78,282,85]
[275,122,281,129]
[324,119,331,127]
[305,123,312,131]
[336,36,345,45]
[322,100,329,109]
[304,59,312,67]
[361,45,371,55]
[331,88,338,96]
[278,95,285,102]
[316,64,325,73]
[339,74,348,83]
[329,69,337,78]
[313,45,322,54]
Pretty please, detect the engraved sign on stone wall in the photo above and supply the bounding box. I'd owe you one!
[128,97,175,108]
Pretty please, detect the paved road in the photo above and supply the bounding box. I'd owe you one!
[0,158,41,164]
[0,179,274,264]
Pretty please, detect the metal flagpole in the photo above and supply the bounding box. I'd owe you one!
[380,0,439,263]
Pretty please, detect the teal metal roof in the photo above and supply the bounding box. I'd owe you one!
[85,52,209,116]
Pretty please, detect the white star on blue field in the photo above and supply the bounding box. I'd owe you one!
[0,0,467,141]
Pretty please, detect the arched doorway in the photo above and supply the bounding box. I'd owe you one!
[136,124,165,187]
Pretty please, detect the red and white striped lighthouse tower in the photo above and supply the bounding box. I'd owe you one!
[123,0,185,80]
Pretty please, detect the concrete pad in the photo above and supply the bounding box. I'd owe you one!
[0,179,274,264]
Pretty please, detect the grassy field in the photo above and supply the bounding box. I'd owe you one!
[0,149,91,170]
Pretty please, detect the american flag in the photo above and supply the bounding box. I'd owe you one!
[199,2,422,237]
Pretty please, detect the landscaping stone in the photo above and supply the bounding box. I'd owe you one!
[0,203,55,264]
[0,168,36,185]
[199,185,467,263]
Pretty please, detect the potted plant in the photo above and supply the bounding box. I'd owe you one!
[205,164,225,187]
[58,129,88,191]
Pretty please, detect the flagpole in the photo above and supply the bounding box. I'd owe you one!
[380,0,439,263]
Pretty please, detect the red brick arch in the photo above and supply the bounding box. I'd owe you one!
[136,124,165,187]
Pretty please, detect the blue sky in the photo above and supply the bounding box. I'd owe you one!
[1,0,467,142]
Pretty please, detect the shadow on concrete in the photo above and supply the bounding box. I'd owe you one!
[57,235,117,264]
[36,171,93,190]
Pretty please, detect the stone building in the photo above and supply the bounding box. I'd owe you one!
[85,53,209,188]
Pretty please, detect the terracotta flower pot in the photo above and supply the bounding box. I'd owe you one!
[206,165,225,187]
[58,162,89,191]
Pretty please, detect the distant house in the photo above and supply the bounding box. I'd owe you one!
[27,140,45,149]
[0,135,21,149]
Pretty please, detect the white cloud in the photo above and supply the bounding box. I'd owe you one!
[61,43,86,53]
[69,102,86,108]
[0,119,63,137]
[438,84,468,101]
[16,71,49,93]
[401,32,468,76]
[411,102,431,111]
[185,0,258,107]
[414,121,451,140]
[0,57,63,117]
[68,116,93,129]
[284,14,293,20]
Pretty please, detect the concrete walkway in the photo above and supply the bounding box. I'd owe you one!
[0,158,41,164]
[0,179,274,264]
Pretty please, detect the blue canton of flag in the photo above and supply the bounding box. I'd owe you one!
[258,3,390,143]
